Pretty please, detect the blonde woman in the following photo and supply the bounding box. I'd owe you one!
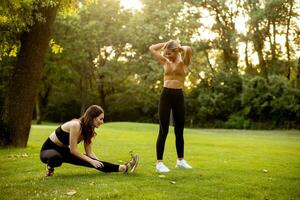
[149,40,192,173]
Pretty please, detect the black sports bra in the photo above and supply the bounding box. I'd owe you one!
[55,126,81,145]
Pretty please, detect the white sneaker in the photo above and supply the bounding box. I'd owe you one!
[156,162,170,173]
[175,159,192,169]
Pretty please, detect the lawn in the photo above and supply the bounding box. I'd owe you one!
[0,122,299,200]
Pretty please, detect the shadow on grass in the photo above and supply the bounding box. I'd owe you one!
[40,170,144,180]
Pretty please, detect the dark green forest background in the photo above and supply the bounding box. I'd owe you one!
[1,0,300,131]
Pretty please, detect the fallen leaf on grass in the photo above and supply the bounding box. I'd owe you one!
[21,153,28,157]
[66,190,77,196]
[263,169,268,173]
[170,181,176,184]
[8,153,28,158]
[89,182,95,186]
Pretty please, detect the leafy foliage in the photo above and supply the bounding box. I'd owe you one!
[1,0,300,129]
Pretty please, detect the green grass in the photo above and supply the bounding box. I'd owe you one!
[0,122,299,200]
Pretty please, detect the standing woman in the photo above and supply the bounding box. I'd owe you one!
[40,105,139,176]
[149,40,192,173]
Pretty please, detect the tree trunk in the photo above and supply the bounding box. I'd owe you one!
[98,77,107,110]
[245,40,250,68]
[0,4,59,147]
[286,0,293,80]
[297,57,300,88]
[203,49,215,74]
[244,39,255,74]
[223,48,238,73]
[253,27,267,78]
[267,20,276,61]
[36,97,42,124]
[79,77,89,115]
[272,20,276,60]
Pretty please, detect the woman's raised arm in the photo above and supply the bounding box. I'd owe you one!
[180,46,192,66]
[149,42,167,65]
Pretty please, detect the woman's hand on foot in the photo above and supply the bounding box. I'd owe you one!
[91,160,104,168]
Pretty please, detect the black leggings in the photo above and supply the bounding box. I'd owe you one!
[156,87,185,160]
[40,138,119,172]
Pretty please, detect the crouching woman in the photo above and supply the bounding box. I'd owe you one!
[40,105,139,176]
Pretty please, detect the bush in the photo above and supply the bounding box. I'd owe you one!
[186,74,300,129]
[225,114,250,129]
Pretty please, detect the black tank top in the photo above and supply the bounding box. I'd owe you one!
[55,126,70,145]
[55,126,82,146]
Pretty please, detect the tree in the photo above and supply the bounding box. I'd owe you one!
[245,0,268,77]
[0,0,59,147]
[204,0,239,72]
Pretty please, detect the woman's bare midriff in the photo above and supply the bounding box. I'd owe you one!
[164,80,184,89]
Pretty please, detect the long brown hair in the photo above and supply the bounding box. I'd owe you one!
[79,105,104,144]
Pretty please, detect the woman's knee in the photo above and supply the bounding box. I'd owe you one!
[40,150,63,167]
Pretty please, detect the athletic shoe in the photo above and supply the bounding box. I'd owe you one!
[175,159,192,169]
[45,165,54,177]
[156,162,170,173]
[125,154,140,173]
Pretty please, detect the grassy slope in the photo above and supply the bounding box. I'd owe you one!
[0,122,299,200]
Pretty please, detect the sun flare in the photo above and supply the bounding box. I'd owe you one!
[120,0,143,10]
